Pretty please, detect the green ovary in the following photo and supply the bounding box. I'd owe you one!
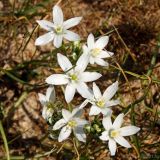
[55,26,63,34]
[109,129,120,138]
[90,48,101,57]
[96,100,105,108]
[68,120,77,128]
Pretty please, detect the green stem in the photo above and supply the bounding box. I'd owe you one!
[0,121,10,160]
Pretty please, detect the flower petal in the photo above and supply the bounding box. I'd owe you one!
[53,119,66,130]
[53,5,63,25]
[105,99,120,107]
[72,107,83,117]
[114,136,131,148]
[45,74,69,85]
[99,131,109,141]
[58,126,72,142]
[101,108,112,116]
[64,30,80,41]
[87,33,95,49]
[74,126,86,142]
[46,86,56,102]
[113,113,124,129]
[103,81,118,101]
[102,115,113,130]
[95,58,109,66]
[76,82,93,99]
[81,72,102,82]
[95,36,109,49]
[54,35,63,48]
[89,105,101,116]
[62,109,72,121]
[120,126,140,136]
[108,138,117,156]
[65,84,76,103]
[98,51,114,58]
[63,17,82,29]
[35,32,54,46]
[93,82,102,99]
[79,99,90,109]
[36,20,54,31]
[38,93,47,106]
[75,53,89,72]
[57,53,72,72]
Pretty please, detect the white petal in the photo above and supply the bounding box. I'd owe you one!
[81,72,102,82]
[103,81,118,101]
[36,20,54,31]
[95,58,109,66]
[93,82,102,99]
[105,100,120,107]
[46,86,56,102]
[82,45,89,54]
[79,99,90,109]
[38,93,47,106]
[102,115,112,130]
[101,108,112,116]
[54,35,63,48]
[53,5,63,25]
[65,84,76,103]
[95,36,109,49]
[75,53,89,72]
[35,32,54,46]
[53,119,66,130]
[72,107,83,117]
[74,118,88,126]
[114,136,131,148]
[74,126,86,142]
[57,53,72,72]
[64,30,80,41]
[108,138,117,156]
[98,51,114,58]
[45,74,69,85]
[58,126,72,142]
[87,33,95,49]
[76,82,93,99]
[120,126,140,136]
[89,105,101,116]
[99,131,109,141]
[62,109,72,121]
[113,113,124,129]
[89,56,95,64]
[63,17,82,29]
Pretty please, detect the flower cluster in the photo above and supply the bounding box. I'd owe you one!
[37,5,140,156]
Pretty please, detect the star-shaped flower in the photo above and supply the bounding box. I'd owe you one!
[46,53,101,103]
[83,33,114,66]
[80,81,119,116]
[35,5,82,48]
[53,108,88,142]
[100,113,140,156]
[38,86,55,121]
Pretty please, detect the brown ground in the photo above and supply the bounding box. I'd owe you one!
[0,0,160,159]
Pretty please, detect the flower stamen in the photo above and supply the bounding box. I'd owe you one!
[90,48,101,57]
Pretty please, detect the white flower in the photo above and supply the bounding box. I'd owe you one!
[80,81,119,116]
[53,108,88,142]
[38,86,55,121]
[100,113,140,156]
[35,5,82,48]
[46,53,102,103]
[83,33,114,66]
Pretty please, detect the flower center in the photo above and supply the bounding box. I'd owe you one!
[96,99,105,108]
[90,48,101,57]
[68,120,77,128]
[69,73,78,82]
[46,102,54,109]
[109,129,120,138]
[55,26,63,34]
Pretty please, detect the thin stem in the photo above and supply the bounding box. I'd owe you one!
[0,121,10,160]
